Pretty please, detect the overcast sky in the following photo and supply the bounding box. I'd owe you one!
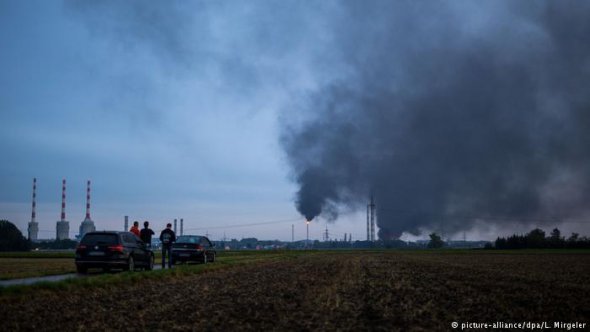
[1,1,588,242]
[0,0,356,241]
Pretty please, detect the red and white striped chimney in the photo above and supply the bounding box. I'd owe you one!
[60,179,66,222]
[31,178,37,222]
[85,180,91,220]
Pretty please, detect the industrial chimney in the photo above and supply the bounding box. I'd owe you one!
[174,219,177,234]
[56,179,70,240]
[124,215,129,231]
[27,178,39,242]
[180,218,183,236]
[78,180,96,238]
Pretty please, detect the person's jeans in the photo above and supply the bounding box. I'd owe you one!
[161,246,172,268]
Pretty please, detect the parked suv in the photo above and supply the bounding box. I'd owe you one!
[171,235,216,264]
[75,231,154,273]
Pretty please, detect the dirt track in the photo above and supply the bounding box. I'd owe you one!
[1,252,589,331]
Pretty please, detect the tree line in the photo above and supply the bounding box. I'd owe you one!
[493,228,590,249]
[2,219,590,251]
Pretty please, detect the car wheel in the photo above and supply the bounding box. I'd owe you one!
[210,253,216,263]
[146,255,154,271]
[76,265,87,274]
[126,256,135,272]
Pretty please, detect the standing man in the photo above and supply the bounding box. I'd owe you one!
[160,223,176,269]
[130,221,140,237]
[140,221,155,248]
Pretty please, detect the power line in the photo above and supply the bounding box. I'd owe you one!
[183,217,302,231]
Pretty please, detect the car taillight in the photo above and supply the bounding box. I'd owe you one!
[76,244,86,251]
[108,244,124,253]
[195,244,203,250]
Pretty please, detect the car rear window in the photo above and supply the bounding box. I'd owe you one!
[176,236,202,244]
[81,233,119,245]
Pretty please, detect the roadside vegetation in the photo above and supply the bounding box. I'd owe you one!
[0,220,30,251]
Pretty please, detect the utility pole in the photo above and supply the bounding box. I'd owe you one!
[367,196,376,241]
[366,203,370,241]
[292,224,294,242]
[369,196,376,241]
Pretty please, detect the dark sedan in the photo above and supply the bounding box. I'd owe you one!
[171,235,216,264]
[75,231,154,273]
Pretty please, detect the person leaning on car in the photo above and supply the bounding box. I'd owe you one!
[140,221,155,248]
[160,223,176,269]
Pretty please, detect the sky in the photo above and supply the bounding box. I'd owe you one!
[1,1,589,242]
[0,0,355,241]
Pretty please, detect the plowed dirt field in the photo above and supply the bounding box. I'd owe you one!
[1,251,588,331]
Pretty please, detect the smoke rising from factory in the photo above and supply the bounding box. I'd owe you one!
[281,2,590,238]
[6,1,590,240]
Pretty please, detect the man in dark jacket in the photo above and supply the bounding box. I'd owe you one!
[140,221,155,248]
[159,223,176,269]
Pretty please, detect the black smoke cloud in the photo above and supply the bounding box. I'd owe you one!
[281,1,590,238]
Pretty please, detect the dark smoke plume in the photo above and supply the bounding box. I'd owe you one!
[281,1,590,238]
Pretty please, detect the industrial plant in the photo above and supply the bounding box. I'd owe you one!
[26,178,96,241]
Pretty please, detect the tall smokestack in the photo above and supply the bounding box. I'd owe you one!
[180,218,183,236]
[56,179,69,240]
[28,178,39,241]
[124,215,129,231]
[61,179,66,222]
[85,180,91,220]
[31,178,37,222]
[79,180,96,238]
[174,219,177,234]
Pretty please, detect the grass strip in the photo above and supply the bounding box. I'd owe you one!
[0,250,312,297]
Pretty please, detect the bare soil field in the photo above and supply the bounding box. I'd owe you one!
[1,251,588,331]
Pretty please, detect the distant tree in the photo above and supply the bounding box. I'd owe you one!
[550,228,561,240]
[526,228,546,248]
[495,228,590,250]
[506,234,526,249]
[548,228,565,248]
[428,233,444,248]
[0,220,31,251]
[495,237,507,249]
[568,233,579,242]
